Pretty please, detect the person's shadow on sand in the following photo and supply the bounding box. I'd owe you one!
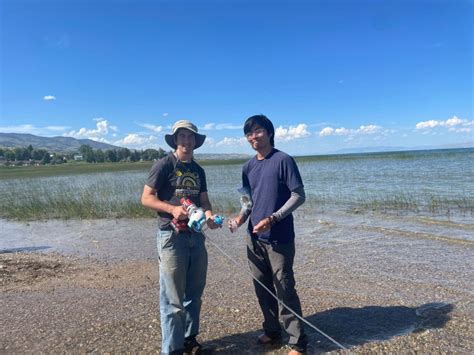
[207,302,453,353]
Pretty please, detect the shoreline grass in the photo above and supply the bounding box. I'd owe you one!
[1,189,471,221]
[1,150,472,221]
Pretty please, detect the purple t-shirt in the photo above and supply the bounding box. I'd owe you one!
[242,148,304,244]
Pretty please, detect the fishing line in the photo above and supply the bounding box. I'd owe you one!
[203,231,348,351]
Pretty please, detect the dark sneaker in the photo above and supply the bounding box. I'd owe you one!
[184,338,212,355]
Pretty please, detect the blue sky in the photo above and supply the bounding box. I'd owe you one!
[1,0,472,155]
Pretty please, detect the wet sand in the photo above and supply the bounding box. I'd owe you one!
[1,214,473,354]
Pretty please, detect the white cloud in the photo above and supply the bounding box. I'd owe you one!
[141,123,163,133]
[335,127,351,136]
[275,124,311,141]
[319,127,334,137]
[162,113,169,117]
[43,95,56,101]
[65,118,111,140]
[46,125,69,131]
[445,116,463,127]
[203,123,215,130]
[319,124,382,137]
[416,116,473,133]
[358,125,381,134]
[115,134,158,148]
[416,120,440,129]
[202,123,241,130]
[0,124,69,135]
[215,137,247,147]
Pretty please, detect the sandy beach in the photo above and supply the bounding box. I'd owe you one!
[1,213,473,354]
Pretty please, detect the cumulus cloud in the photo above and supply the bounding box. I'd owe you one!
[43,95,56,101]
[319,124,382,137]
[65,118,112,140]
[275,124,311,141]
[113,134,159,148]
[162,113,169,117]
[416,116,473,133]
[319,127,335,137]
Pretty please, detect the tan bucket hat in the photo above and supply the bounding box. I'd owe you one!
[165,120,206,150]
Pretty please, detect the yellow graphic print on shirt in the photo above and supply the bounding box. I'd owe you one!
[174,169,200,198]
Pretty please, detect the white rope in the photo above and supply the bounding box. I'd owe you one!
[203,231,348,351]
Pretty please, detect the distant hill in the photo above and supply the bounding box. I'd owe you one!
[0,132,251,160]
[0,133,124,153]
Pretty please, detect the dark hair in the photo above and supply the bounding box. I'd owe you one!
[243,114,275,147]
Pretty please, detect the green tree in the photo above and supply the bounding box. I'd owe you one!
[41,153,51,164]
[105,149,117,162]
[117,148,131,161]
[130,150,141,162]
[5,149,15,161]
[79,144,96,163]
[95,149,105,163]
[158,147,166,159]
[32,149,49,161]
[143,148,161,161]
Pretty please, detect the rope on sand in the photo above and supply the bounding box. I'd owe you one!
[204,232,348,351]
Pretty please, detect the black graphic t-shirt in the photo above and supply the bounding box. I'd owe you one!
[146,153,207,229]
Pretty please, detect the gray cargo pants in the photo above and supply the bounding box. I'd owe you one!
[246,236,307,352]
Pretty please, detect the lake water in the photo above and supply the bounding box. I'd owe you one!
[0,147,472,228]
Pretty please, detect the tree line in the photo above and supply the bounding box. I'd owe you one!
[0,144,168,165]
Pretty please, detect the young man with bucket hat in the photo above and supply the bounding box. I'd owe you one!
[141,120,221,355]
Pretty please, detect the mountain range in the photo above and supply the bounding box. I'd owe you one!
[0,133,251,160]
[0,133,124,153]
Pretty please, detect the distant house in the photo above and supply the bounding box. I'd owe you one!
[74,155,83,161]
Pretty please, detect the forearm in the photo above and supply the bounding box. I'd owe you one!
[272,186,305,222]
[141,194,176,214]
[201,201,213,219]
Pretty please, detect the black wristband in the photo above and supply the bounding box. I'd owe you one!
[268,215,278,226]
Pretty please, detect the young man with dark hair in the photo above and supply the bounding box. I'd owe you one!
[230,114,308,355]
[141,120,220,355]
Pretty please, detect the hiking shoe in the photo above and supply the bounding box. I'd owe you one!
[184,338,212,355]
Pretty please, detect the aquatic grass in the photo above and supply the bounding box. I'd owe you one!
[1,182,471,220]
[0,149,472,220]
[0,173,154,220]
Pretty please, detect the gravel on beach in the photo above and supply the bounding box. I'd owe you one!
[1,217,473,354]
